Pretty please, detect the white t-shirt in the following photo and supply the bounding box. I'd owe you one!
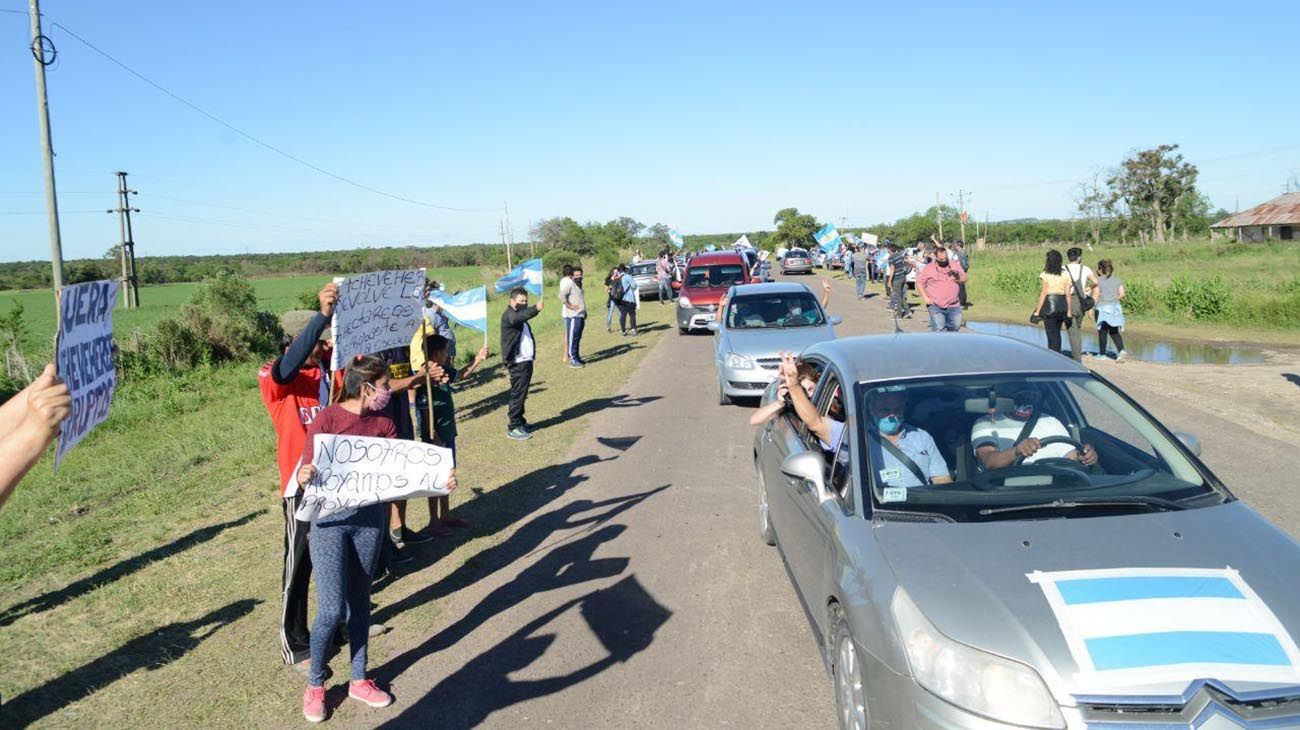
[558,277,585,318]
[971,414,1074,463]
[516,322,535,363]
[1065,263,1095,289]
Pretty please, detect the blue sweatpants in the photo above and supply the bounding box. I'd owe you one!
[565,315,585,363]
[308,505,385,685]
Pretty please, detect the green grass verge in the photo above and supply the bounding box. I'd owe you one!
[0,271,667,727]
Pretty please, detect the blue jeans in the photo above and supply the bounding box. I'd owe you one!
[855,273,868,298]
[928,304,963,332]
[606,300,615,330]
[657,279,672,301]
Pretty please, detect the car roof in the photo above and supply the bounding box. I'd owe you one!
[803,333,1087,383]
[730,282,810,297]
[688,251,744,264]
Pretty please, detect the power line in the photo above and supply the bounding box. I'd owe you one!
[49,19,499,215]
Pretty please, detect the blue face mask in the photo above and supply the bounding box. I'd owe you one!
[877,415,903,435]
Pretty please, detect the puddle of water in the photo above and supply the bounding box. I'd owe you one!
[965,321,1266,365]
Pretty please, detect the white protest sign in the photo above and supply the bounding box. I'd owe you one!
[294,434,453,522]
[55,280,118,469]
[331,269,425,368]
[862,232,879,245]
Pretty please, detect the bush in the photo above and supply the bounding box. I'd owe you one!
[541,249,581,275]
[1121,278,1158,316]
[295,286,320,310]
[1164,275,1230,320]
[990,268,1041,298]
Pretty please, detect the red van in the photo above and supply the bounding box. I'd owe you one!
[675,251,756,333]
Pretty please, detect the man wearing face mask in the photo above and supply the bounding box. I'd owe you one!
[971,384,1098,470]
[916,244,967,332]
[501,287,543,440]
[865,390,953,488]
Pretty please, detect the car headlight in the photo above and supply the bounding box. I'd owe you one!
[725,353,753,369]
[892,589,1064,729]
[677,296,692,308]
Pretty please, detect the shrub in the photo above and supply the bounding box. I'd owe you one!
[295,286,320,310]
[990,268,1041,298]
[541,249,581,275]
[1120,278,1158,316]
[1164,275,1229,320]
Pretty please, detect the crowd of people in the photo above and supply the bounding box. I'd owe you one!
[814,236,972,332]
[1031,246,1127,361]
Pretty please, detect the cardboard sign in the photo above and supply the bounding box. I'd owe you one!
[294,434,454,522]
[55,280,118,469]
[331,269,425,368]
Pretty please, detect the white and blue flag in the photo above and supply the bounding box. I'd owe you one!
[494,258,543,295]
[703,244,718,252]
[669,228,685,248]
[1029,567,1300,692]
[429,286,488,334]
[813,223,842,254]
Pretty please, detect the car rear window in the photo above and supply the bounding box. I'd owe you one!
[631,263,656,276]
[686,264,745,288]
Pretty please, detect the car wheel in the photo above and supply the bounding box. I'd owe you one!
[718,377,732,406]
[678,326,688,335]
[757,465,776,546]
[831,604,869,730]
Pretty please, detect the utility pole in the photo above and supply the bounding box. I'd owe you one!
[108,171,140,308]
[502,201,514,267]
[935,192,944,240]
[527,218,535,257]
[955,189,968,244]
[29,0,64,294]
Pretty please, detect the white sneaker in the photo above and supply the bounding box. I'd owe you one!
[1115,350,1127,362]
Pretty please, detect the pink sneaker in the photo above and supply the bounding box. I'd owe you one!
[348,679,393,708]
[303,685,326,723]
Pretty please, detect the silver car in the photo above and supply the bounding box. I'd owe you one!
[782,248,814,275]
[753,333,1300,729]
[628,261,662,299]
[709,282,840,404]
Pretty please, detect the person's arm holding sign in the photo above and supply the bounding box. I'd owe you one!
[273,283,337,384]
[0,364,72,509]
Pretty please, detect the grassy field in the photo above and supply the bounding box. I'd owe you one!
[960,240,1300,347]
[0,269,669,727]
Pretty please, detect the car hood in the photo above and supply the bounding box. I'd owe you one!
[876,502,1300,703]
[680,286,728,304]
[723,326,834,357]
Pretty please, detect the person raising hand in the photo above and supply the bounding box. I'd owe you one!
[0,363,73,510]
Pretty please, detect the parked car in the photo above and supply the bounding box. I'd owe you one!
[826,252,846,270]
[627,261,660,299]
[753,333,1300,729]
[709,282,840,405]
[781,248,814,275]
[676,251,755,333]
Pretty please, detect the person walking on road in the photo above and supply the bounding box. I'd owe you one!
[613,265,639,336]
[1091,259,1127,361]
[851,245,870,299]
[1064,247,1097,362]
[917,245,967,332]
[1032,250,1073,355]
[559,264,587,367]
[886,244,912,318]
[655,250,675,303]
[501,287,542,441]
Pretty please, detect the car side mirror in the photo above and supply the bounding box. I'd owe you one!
[781,451,830,502]
[1174,431,1202,457]
[829,315,843,326]
[705,321,720,332]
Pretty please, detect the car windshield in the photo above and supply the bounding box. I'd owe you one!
[787,249,809,258]
[726,292,825,329]
[686,264,745,288]
[856,374,1225,522]
[630,263,657,276]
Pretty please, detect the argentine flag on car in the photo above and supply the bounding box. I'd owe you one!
[493,258,543,295]
[428,286,488,333]
[1029,567,1300,693]
[669,227,685,248]
[813,223,842,254]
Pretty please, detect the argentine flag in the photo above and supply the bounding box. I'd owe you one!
[1029,567,1300,693]
[813,223,842,254]
[494,258,543,295]
[669,228,685,248]
[703,244,718,252]
[429,286,488,333]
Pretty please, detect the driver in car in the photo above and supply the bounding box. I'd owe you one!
[971,385,1098,470]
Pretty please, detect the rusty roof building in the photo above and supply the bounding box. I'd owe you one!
[1211,192,1300,242]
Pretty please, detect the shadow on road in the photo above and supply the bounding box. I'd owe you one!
[0,510,264,628]
[1283,373,1300,389]
[528,394,662,433]
[1,599,261,726]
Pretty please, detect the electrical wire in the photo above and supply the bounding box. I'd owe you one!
[49,20,500,215]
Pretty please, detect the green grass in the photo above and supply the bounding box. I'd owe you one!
[0,265,666,726]
[963,239,1300,345]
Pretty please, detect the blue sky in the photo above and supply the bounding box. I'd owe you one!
[2,0,1297,261]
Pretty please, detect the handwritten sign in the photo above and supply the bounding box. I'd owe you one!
[294,434,453,522]
[55,280,118,469]
[331,269,425,368]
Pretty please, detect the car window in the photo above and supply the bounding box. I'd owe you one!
[726,293,825,329]
[818,374,854,508]
[686,264,745,288]
[857,374,1222,522]
[631,263,656,276]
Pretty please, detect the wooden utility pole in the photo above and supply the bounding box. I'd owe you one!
[502,201,514,267]
[29,0,64,294]
[935,191,944,240]
[956,189,968,243]
[109,171,141,308]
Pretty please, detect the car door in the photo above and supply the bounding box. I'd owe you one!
[781,367,846,603]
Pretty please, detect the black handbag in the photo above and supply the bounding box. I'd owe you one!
[1069,267,1095,313]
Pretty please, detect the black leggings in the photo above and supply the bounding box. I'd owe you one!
[1043,316,1065,353]
[1098,324,1124,355]
[616,301,637,332]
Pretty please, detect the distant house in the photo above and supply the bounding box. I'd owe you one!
[1210,192,1300,242]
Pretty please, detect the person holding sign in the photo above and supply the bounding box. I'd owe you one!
[0,364,72,510]
[296,354,458,722]
[501,287,542,441]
